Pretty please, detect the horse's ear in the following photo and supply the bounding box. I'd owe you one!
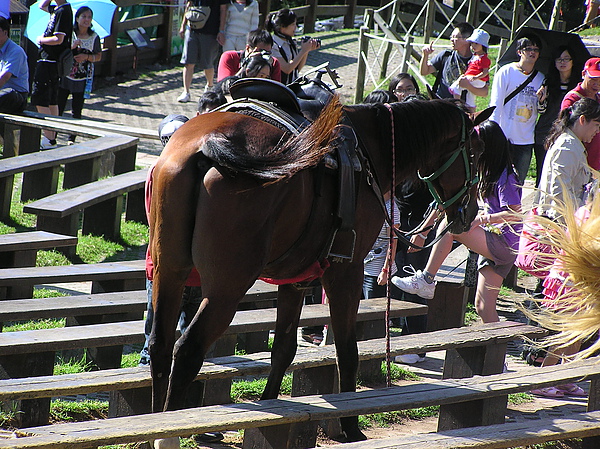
[473,107,495,126]
[426,85,440,100]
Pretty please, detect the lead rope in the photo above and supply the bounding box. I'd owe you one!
[384,103,395,387]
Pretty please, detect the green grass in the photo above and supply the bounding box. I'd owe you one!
[54,355,93,375]
[3,317,65,332]
[50,399,108,422]
[231,374,293,402]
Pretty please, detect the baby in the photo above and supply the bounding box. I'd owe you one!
[449,28,491,110]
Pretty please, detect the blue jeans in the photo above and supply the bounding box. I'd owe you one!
[139,280,203,366]
[509,143,533,186]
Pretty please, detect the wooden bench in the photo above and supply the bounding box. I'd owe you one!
[0,135,139,220]
[0,297,427,427]
[23,169,149,244]
[319,410,600,449]
[0,231,78,299]
[21,111,159,142]
[0,258,146,299]
[0,321,560,449]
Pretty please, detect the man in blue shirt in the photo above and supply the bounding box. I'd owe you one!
[0,17,28,114]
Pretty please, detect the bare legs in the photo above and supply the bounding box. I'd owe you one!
[36,105,58,140]
[182,64,214,94]
[426,218,502,323]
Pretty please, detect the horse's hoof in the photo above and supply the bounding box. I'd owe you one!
[153,437,180,449]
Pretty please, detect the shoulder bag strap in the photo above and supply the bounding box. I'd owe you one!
[503,69,538,105]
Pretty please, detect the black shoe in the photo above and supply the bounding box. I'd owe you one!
[194,432,224,443]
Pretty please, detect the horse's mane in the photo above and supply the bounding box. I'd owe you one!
[202,97,343,181]
[375,99,470,173]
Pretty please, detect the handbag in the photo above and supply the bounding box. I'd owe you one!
[515,208,556,278]
[185,5,211,30]
[57,47,74,78]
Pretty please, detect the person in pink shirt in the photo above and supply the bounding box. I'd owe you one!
[561,57,600,170]
[217,28,281,82]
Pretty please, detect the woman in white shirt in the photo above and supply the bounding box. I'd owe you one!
[222,0,259,51]
[536,97,600,222]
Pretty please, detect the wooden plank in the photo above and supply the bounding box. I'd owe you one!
[0,137,137,177]
[9,359,600,449]
[0,322,543,400]
[0,231,77,252]
[23,169,148,218]
[319,411,600,448]
[21,112,158,141]
[0,298,427,355]
[0,259,146,286]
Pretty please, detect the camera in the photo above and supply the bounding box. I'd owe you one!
[300,35,321,47]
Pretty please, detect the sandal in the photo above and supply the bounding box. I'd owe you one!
[556,383,587,397]
[530,387,565,398]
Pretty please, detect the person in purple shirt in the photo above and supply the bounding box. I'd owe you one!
[0,17,28,113]
[392,121,522,324]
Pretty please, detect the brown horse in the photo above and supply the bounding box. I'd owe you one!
[148,98,484,447]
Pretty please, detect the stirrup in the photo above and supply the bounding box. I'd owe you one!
[327,228,356,262]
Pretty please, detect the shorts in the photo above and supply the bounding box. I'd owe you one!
[477,230,517,279]
[180,28,220,70]
[31,60,59,107]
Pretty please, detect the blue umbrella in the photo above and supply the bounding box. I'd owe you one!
[25,0,117,45]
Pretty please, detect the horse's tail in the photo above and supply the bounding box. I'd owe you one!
[202,97,343,181]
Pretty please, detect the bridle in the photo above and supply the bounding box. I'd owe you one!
[417,113,479,212]
[371,105,479,250]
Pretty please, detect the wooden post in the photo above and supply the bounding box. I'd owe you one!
[400,35,413,74]
[510,0,522,42]
[259,0,271,26]
[344,0,357,29]
[158,1,174,62]
[105,11,120,77]
[424,0,435,43]
[304,0,318,34]
[354,26,369,104]
[466,0,479,26]
[549,0,562,31]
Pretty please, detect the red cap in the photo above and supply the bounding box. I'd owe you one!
[584,57,600,77]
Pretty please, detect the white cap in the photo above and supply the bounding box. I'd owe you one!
[467,29,490,48]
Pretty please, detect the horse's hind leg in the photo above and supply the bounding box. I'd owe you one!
[262,284,305,399]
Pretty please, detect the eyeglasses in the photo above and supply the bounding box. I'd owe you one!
[555,57,572,63]
[521,47,540,53]
[394,87,417,94]
[450,35,465,41]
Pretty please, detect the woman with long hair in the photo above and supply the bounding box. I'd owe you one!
[57,6,101,144]
[536,97,600,222]
[534,46,584,185]
[265,8,319,84]
[392,120,522,324]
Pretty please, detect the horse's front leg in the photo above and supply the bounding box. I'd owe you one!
[262,284,305,399]
[163,292,239,411]
[322,262,367,442]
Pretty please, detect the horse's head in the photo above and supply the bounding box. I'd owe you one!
[412,101,484,234]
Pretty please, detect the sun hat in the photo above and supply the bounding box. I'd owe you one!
[158,114,189,146]
[584,57,600,77]
[467,29,490,48]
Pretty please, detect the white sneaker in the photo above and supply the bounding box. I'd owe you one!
[203,84,213,93]
[391,267,436,299]
[395,354,426,364]
[40,136,56,149]
[177,91,191,103]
